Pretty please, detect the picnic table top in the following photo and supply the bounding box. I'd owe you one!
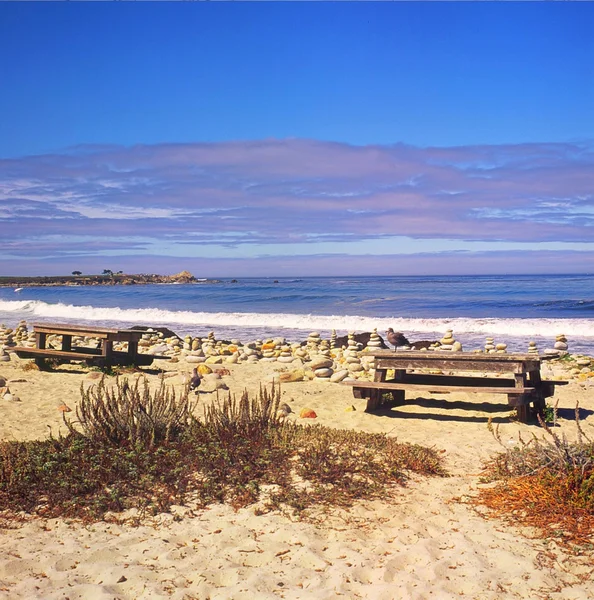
[365,350,541,362]
[31,322,145,337]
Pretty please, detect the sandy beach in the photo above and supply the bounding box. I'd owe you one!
[0,352,593,600]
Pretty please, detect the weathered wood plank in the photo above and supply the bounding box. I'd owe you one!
[12,347,101,361]
[31,323,145,341]
[375,356,539,374]
[343,381,535,394]
[366,350,540,361]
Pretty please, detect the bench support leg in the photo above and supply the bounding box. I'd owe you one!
[516,404,529,423]
[365,390,382,412]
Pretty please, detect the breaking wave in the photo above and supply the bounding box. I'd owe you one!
[1,299,593,339]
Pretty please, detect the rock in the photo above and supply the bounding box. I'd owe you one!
[313,368,333,378]
[279,370,304,383]
[309,357,333,370]
[205,356,223,365]
[197,364,213,375]
[299,407,317,419]
[186,355,205,364]
[335,332,388,350]
[130,325,180,339]
[330,369,349,383]
[148,343,169,355]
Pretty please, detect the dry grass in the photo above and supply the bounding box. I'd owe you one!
[65,375,196,448]
[0,381,447,522]
[476,403,594,548]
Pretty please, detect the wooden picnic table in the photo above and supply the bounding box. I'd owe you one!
[12,322,155,368]
[343,350,567,423]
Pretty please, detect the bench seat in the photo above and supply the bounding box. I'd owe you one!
[11,346,155,367]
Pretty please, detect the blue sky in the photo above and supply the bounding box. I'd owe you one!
[1,2,593,276]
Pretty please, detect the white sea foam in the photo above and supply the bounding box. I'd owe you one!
[1,299,593,339]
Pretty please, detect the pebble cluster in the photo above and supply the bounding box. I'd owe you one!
[1,322,594,386]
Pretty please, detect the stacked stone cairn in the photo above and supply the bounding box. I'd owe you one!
[365,328,383,352]
[306,332,321,356]
[13,321,28,345]
[292,342,308,362]
[310,349,334,381]
[277,344,294,363]
[203,332,217,356]
[261,340,278,362]
[554,334,569,355]
[186,337,206,364]
[330,329,337,350]
[363,328,383,372]
[0,325,15,348]
[344,332,364,377]
[439,329,462,351]
[527,341,539,355]
[484,337,496,353]
[318,340,332,360]
[242,342,261,363]
[495,342,507,353]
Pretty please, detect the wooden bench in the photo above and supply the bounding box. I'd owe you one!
[343,350,568,423]
[11,322,157,368]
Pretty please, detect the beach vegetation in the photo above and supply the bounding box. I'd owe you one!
[477,405,594,548]
[0,379,446,523]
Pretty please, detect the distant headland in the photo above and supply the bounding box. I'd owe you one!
[0,270,221,288]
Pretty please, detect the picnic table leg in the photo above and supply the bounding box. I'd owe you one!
[528,369,545,420]
[127,340,139,365]
[516,404,529,423]
[34,332,47,368]
[102,340,114,368]
[513,373,531,423]
[366,368,387,411]
[62,334,72,352]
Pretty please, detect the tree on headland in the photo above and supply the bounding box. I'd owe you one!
[102,269,113,277]
[72,271,82,276]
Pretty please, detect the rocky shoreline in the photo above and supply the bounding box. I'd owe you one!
[0,270,220,288]
[2,321,593,386]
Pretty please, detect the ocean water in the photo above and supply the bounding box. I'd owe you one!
[0,274,593,355]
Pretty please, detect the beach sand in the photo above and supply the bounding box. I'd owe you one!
[0,354,593,599]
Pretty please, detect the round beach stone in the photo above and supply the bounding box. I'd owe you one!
[330,369,349,383]
[313,367,333,378]
[205,356,223,364]
[277,356,295,363]
[309,357,333,370]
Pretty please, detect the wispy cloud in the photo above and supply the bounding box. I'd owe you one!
[1,139,593,274]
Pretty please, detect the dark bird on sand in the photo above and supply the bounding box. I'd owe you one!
[386,328,410,350]
[190,367,201,391]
